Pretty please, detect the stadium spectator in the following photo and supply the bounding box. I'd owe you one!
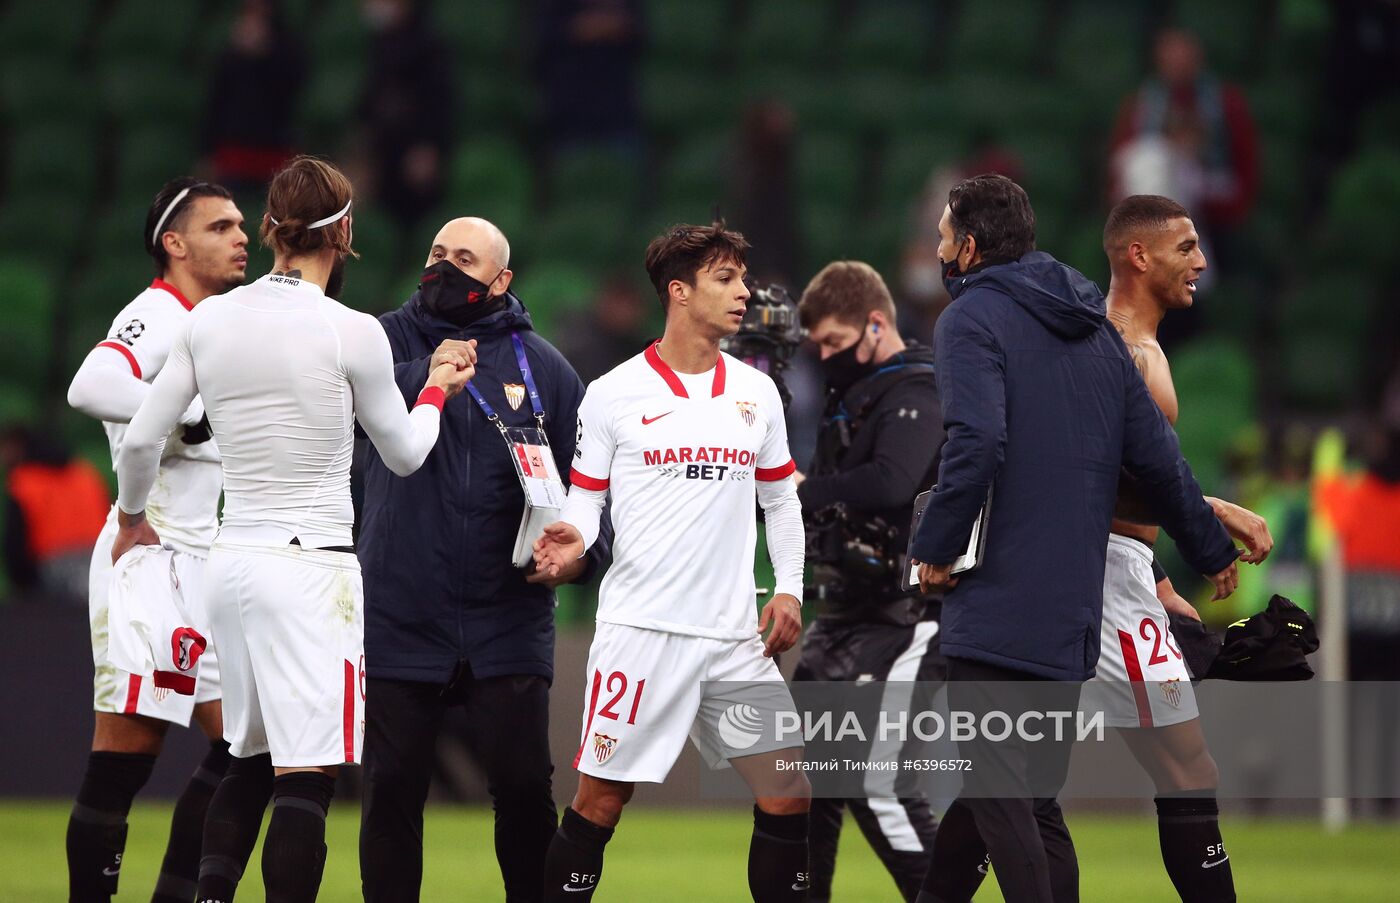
[1108,29,1259,242]
[361,0,455,229]
[357,216,609,902]
[201,0,307,195]
[730,100,799,287]
[557,273,655,384]
[0,426,109,604]
[535,0,644,152]
[909,175,1238,903]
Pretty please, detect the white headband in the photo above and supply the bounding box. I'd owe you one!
[270,199,352,230]
[151,187,192,245]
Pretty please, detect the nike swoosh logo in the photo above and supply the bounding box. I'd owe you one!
[641,411,673,425]
[102,867,121,876]
[562,884,595,893]
[791,883,810,891]
[1201,856,1230,869]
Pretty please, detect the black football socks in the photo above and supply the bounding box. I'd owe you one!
[261,772,335,903]
[197,752,273,903]
[151,740,230,903]
[915,799,990,903]
[542,807,614,900]
[748,805,810,902]
[1156,792,1236,903]
[66,751,156,902]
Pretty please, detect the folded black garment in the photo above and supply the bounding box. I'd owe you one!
[1170,595,1319,681]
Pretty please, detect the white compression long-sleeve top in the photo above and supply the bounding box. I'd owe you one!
[117,273,445,548]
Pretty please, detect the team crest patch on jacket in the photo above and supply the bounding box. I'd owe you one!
[504,383,526,410]
[735,401,757,427]
[592,732,618,764]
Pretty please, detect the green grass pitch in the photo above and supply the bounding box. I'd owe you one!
[1,801,1396,900]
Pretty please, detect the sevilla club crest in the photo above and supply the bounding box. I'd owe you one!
[504,383,526,411]
[592,732,618,765]
[736,401,757,427]
[1161,678,1182,709]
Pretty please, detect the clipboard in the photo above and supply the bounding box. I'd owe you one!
[900,485,993,591]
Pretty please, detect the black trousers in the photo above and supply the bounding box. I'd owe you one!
[941,656,1082,903]
[360,672,557,903]
[795,616,946,902]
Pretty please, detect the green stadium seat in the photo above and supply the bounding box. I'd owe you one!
[0,198,86,276]
[95,0,199,67]
[1173,0,1269,79]
[71,255,152,327]
[458,68,537,133]
[1280,334,1363,412]
[835,71,926,136]
[306,0,370,62]
[299,59,365,150]
[656,133,733,214]
[513,262,595,338]
[640,60,741,135]
[0,0,94,62]
[1054,6,1144,114]
[1323,148,1400,271]
[1013,133,1083,212]
[533,200,632,271]
[740,0,834,65]
[1061,222,1110,290]
[0,260,54,391]
[98,59,201,126]
[1248,77,1317,143]
[550,147,642,210]
[114,128,198,209]
[5,124,100,206]
[876,132,968,215]
[95,203,157,263]
[796,133,863,218]
[736,65,842,131]
[0,381,39,427]
[648,0,729,61]
[798,198,852,281]
[1,60,99,128]
[445,139,534,217]
[946,0,1049,76]
[842,3,933,71]
[1170,337,1257,488]
[430,0,519,61]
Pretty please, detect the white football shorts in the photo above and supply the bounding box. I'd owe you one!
[1083,534,1198,729]
[572,621,800,784]
[205,541,365,767]
[90,518,220,725]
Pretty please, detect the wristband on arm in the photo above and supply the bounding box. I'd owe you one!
[1151,557,1167,583]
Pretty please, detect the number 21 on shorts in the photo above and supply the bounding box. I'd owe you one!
[594,669,646,725]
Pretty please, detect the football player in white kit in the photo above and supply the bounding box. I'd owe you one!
[64,177,247,903]
[534,222,811,902]
[1087,195,1273,902]
[111,157,475,903]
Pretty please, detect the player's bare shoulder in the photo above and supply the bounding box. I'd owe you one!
[1108,315,1179,424]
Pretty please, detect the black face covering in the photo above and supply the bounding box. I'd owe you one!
[940,240,966,292]
[418,260,506,326]
[820,331,879,396]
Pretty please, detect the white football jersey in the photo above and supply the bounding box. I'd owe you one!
[96,279,221,555]
[116,273,444,550]
[570,343,796,640]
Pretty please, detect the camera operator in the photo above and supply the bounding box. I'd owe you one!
[791,261,949,902]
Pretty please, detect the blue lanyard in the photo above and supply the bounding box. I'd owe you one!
[465,332,546,431]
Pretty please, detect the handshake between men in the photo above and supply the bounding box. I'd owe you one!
[427,338,479,399]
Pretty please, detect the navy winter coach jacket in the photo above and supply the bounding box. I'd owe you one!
[360,291,610,684]
[909,251,1237,681]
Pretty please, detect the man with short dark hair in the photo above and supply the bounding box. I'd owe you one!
[534,222,811,902]
[1088,194,1272,902]
[64,177,246,903]
[909,175,1240,903]
[792,260,948,902]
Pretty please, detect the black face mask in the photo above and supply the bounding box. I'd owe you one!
[820,330,878,396]
[940,240,967,292]
[418,261,506,326]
